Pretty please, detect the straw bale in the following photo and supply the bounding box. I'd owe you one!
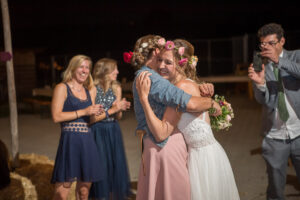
[0,172,37,200]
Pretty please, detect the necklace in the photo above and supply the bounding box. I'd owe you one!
[70,84,83,92]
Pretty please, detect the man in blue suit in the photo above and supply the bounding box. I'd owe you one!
[248,23,300,200]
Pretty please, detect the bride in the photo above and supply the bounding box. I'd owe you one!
[136,39,240,200]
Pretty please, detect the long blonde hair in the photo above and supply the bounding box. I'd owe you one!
[62,55,94,89]
[92,58,120,95]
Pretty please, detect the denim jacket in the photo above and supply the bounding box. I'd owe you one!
[133,66,191,147]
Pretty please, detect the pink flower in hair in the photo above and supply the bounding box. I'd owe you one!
[179,58,188,66]
[158,38,166,46]
[165,41,175,50]
[178,47,185,56]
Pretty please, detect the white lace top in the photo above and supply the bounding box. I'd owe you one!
[178,112,216,149]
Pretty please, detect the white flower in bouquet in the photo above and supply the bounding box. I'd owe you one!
[225,114,232,122]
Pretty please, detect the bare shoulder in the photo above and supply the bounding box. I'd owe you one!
[115,84,122,92]
[89,85,97,102]
[54,83,67,92]
[176,79,198,90]
[115,84,122,98]
[89,85,97,95]
[176,79,200,96]
[53,83,67,99]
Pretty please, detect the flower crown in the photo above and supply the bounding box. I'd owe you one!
[164,40,198,69]
[123,37,167,64]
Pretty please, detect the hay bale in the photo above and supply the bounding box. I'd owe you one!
[14,154,54,200]
[15,153,75,200]
[15,163,54,200]
[19,153,54,165]
[1,153,79,200]
[0,172,37,200]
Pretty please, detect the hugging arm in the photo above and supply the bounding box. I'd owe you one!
[136,72,180,142]
[141,69,220,114]
[136,73,213,142]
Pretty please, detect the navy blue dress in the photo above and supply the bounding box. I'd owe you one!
[89,86,131,200]
[51,83,104,183]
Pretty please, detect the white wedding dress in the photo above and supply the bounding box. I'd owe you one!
[178,112,240,200]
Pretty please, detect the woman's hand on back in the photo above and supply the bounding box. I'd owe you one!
[199,82,214,97]
[136,71,152,102]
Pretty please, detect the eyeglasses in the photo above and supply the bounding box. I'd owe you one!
[259,41,279,48]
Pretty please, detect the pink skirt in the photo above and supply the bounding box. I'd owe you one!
[136,131,190,200]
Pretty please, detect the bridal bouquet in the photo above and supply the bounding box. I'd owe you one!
[209,95,234,131]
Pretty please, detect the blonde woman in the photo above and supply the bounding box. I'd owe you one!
[89,58,131,200]
[51,55,104,200]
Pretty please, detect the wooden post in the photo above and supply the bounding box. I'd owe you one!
[1,0,19,168]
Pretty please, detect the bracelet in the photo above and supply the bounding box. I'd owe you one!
[105,110,109,118]
[75,111,78,119]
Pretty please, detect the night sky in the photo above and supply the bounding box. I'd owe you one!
[1,0,300,80]
[3,1,300,49]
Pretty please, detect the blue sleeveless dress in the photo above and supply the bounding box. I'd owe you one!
[89,86,131,200]
[51,83,104,183]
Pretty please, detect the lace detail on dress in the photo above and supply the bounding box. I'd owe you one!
[178,113,216,148]
[61,122,89,133]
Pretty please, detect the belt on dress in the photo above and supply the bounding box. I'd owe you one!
[61,122,89,133]
[136,129,146,176]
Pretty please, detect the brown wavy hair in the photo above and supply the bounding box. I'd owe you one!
[131,34,165,69]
